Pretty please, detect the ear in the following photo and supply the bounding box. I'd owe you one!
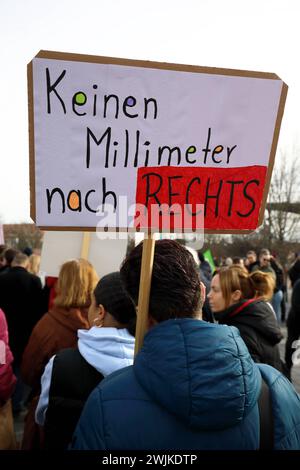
[200,282,206,302]
[231,290,242,303]
[98,304,106,321]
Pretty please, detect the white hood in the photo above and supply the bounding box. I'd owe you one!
[77,326,135,377]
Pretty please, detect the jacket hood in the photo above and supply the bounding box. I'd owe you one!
[216,300,283,345]
[78,327,135,376]
[134,319,261,431]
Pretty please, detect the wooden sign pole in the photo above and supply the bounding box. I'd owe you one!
[134,233,156,357]
[80,232,91,259]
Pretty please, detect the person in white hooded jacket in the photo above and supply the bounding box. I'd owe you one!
[35,272,136,449]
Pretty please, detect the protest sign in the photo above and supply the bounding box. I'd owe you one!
[29,51,287,353]
[28,50,287,233]
[0,225,4,244]
[40,231,127,278]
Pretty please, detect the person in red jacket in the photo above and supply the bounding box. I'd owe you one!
[0,308,17,450]
[0,308,16,405]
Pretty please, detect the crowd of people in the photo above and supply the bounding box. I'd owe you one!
[1,241,300,450]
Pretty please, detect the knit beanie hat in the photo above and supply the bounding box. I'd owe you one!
[94,272,136,325]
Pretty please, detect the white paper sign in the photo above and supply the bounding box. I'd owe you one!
[28,51,287,232]
[40,231,128,278]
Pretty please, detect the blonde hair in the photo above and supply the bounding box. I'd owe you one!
[218,265,275,308]
[54,259,99,309]
[28,254,41,275]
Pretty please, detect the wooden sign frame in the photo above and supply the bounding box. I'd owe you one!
[28,50,288,234]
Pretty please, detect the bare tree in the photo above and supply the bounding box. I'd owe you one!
[3,223,43,251]
[264,150,300,243]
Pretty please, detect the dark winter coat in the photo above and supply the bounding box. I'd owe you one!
[45,349,103,449]
[215,299,283,372]
[289,259,300,287]
[287,279,300,331]
[0,267,44,365]
[41,327,135,449]
[71,319,300,450]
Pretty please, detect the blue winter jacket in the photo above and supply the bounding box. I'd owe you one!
[71,319,300,450]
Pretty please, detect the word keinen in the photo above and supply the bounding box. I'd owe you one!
[45,68,158,120]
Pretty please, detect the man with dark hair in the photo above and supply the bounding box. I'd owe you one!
[123,240,203,323]
[246,250,259,273]
[71,240,300,450]
[0,248,19,275]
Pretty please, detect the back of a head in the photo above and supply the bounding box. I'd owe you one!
[11,252,29,269]
[4,248,19,267]
[218,265,274,306]
[249,270,275,301]
[120,239,202,323]
[225,257,233,267]
[94,272,136,336]
[23,246,33,257]
[55,258,99,309]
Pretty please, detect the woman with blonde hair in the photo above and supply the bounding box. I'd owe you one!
[208,265,285,373]
[20,258,99,449]
[36,272,136,449]
[27,254,41,276]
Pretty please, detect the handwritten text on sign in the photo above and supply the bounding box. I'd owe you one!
[30,53,285,230]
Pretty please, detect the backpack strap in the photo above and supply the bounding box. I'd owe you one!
[258,377,274,450]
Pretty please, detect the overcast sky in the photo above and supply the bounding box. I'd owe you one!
[1,0,299,223]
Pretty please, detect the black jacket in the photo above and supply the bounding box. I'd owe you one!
[0,267,45,364]
[288,260,300,287]
[215,299,283,372]
[44,348,103,449]
[270,259,284,292]
[287,279,300,331]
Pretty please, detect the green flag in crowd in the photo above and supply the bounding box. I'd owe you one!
[203,249,215,272]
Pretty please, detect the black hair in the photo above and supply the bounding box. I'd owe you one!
[94,272,136,336]
[120,239,202,323]
[23,247,33,257]
[4,249,19,266]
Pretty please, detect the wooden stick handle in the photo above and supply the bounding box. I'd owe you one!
[134,234,156,357]
[80,232,91,259]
